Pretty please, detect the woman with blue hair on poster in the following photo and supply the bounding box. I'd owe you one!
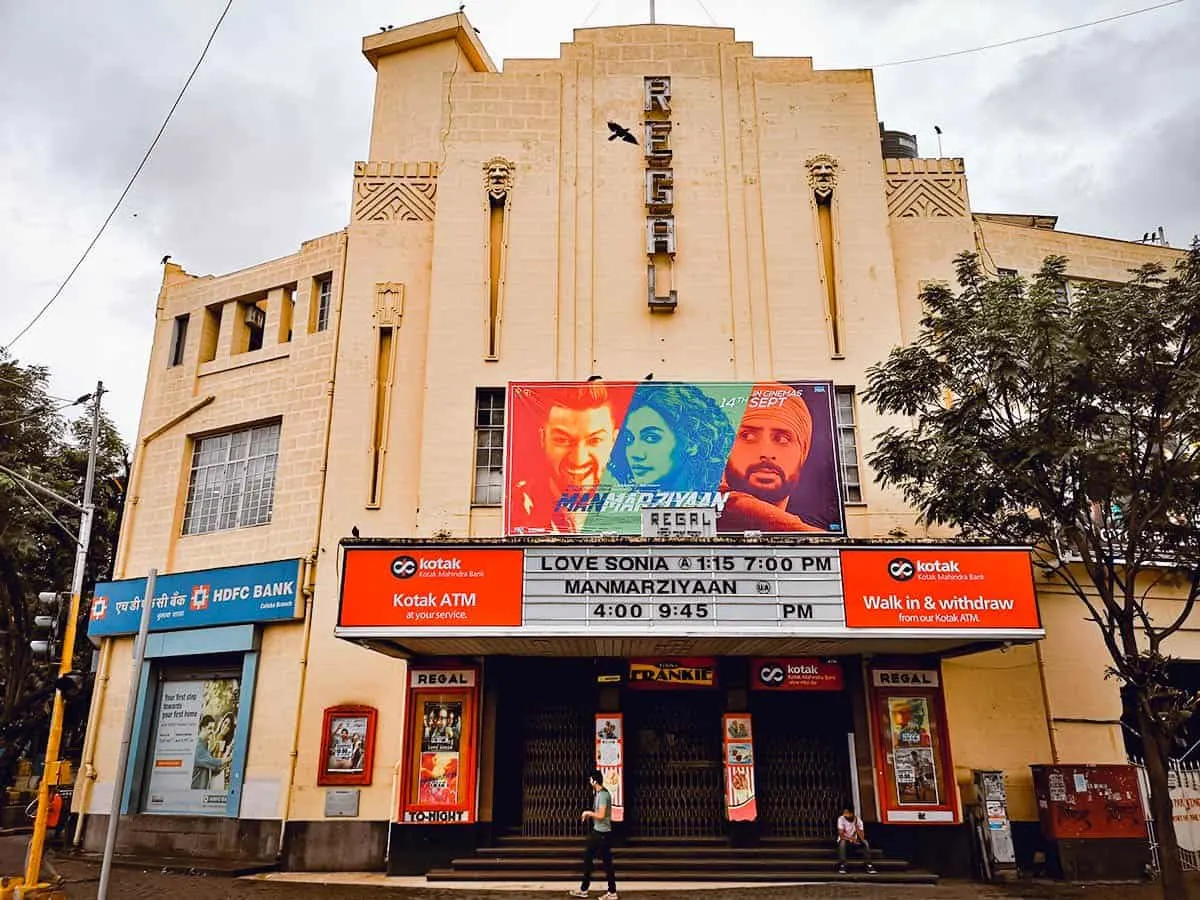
[608,384,735,492]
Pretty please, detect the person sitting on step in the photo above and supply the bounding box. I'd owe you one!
[836,805,876,874]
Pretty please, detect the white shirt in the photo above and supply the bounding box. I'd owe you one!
[838,815,863,841]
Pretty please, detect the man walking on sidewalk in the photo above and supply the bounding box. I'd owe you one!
[569,769,618,899]
[836,805,877,875]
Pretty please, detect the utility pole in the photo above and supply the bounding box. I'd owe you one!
[6,381,104,897]
[96,568,155,900]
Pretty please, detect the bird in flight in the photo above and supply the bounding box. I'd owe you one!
[607,121,638,145]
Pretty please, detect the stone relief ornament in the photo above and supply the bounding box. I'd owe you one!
[806,154,839,200]
[483,157,515,202]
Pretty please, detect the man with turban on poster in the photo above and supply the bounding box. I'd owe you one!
[718,383,824,533]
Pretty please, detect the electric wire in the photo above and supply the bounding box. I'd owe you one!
[0,374,79,405]
[865,0,1186,69]
[0,395,91,430]
[2,0,235,351]
[580,0,605,26]
[694,0,718,26]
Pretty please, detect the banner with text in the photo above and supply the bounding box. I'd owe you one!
[505,381,845,537]
[340,547,524,629]
[89,559,304,637]
[841,548,1040,630]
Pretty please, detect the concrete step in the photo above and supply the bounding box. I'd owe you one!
[426,867,938,885]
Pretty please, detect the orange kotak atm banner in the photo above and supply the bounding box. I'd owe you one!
[339,547,524,628]
[841,548,1040,630]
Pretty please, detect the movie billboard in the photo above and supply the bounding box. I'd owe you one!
[504,381,845,536]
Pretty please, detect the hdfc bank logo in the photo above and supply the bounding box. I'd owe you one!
[887,558,915,581]
[392,555,465,579]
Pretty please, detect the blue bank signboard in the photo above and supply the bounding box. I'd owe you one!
[88,558,305,637]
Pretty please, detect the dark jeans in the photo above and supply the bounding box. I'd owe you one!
[838,838,872,865]
[580,829,616,893]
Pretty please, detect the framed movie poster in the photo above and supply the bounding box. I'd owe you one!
[399,667,480,825]
[318,705,377,786]
[866,663,959,824]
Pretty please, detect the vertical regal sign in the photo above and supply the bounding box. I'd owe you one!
[595,714,625,822]
[400,668,481,824]
[722,714,757,821]
[644,75,676,311]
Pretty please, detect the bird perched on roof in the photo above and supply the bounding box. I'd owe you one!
[607,121,638,145]
[161,254,171,265]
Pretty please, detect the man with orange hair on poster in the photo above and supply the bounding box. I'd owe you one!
[718,383,824,533]
[510,383,618,534]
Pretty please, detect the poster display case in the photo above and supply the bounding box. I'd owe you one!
[399,668,480,824]
[867,663,959,824]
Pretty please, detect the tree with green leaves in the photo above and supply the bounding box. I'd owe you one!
[863,242,1200,899]
[0,353,128,780]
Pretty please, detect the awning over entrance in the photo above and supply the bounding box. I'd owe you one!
[335,539,1044,659]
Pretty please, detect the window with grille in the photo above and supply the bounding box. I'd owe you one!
[316,276,332,332]
[835,388,863,504]
[182,422,281,535]
[473,389,505,505]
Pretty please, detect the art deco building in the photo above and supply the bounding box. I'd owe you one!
[75,12,1184,881]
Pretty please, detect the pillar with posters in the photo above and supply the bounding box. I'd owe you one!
[594,714,624,822]
[723,713,757,821]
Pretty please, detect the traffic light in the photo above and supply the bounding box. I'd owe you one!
[30,591,65,664]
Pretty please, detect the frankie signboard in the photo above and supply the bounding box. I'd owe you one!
[504,381,845,537]
[88,559,304,637]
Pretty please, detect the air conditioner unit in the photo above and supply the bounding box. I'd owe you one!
[244,305,266,330]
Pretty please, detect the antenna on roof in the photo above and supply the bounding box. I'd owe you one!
[650,0,656,23]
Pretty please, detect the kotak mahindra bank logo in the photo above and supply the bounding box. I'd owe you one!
[886,556,973,583]
[391,555,467,580]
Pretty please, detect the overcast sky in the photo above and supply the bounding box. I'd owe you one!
[1,0,1196,442]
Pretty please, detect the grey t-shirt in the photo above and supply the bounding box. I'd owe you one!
[592,787,613,832]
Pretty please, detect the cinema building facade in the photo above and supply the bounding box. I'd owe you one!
[75,12,1188,881]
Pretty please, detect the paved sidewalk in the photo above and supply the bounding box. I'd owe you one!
[0,837,1189,899]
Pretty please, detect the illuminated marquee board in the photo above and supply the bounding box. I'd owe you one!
[335,545,1044,641]
[523,546,843,632]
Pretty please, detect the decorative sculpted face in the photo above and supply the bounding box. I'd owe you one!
[484,158,514,201]
[807,155,838,200]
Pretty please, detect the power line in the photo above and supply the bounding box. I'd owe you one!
[0,395,91,430]
[694,0,718,26]
[2,0,235,352]
[0,373,82,405]
[866,0,1185,69]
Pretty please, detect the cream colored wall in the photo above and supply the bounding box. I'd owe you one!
[83,232,346,818]
[976,219,1183,281]
[942,644,1053,821]
[413,24,922,542]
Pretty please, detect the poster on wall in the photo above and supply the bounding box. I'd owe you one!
[419,700,463,805]
[144,676,240,816]
[887,697,939,805]
[595,715,624,822]
[722,714,757,821]
[319,706,377,786]
[504,381,844,536]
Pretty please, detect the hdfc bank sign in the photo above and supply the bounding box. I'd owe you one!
[841,547,1041,632]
